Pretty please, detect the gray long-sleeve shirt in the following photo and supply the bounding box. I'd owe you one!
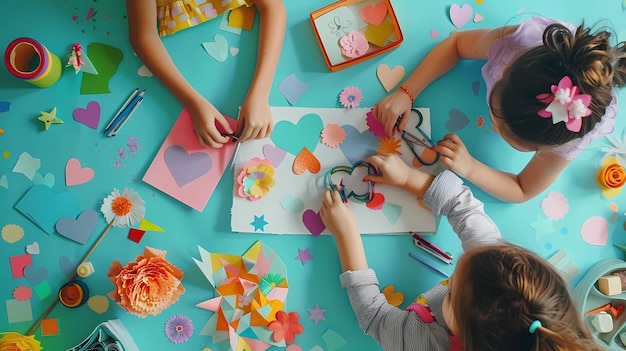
[339,170,502,351]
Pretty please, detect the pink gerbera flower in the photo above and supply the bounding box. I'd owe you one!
[339,86,363,108]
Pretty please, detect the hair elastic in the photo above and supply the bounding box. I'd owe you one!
[528,320,542,334]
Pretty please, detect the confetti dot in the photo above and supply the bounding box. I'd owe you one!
[545,243,553,250]
[611,203,619,212]
[560,227,568,235]
[2,151,9,158]
[2,224,25,243]
[87,295,110,314]
[13,286,33,301]
[0,128,4,135]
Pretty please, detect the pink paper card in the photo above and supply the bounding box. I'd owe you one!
[143,109,237,212]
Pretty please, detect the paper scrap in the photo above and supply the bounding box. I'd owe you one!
[540,192,569,220]
[321,124,347,148]
[15,184,81,235]
[33,281,52,300]
[219,10,242,34]
[278,74,308,105]
[250,215,268,232]
[128,228,146,243]
[9,254,32,278]
[13,286,33,301]
[88,295,110,314]
[295,247,313,265]
[280,194,304,214]
[55,209,99,244]
[321,329,347,351]
[364,20,394,47]
[446,109,470,132]
[202,34,229,62]
[580,216,608,246]
[359,1,387,25]
[139,218,165,232]
[449,3,473,29]
[307,304,326,325]
[6,299,33,323]
[0,101,10,113]
[80,43,123,94]
[381,285,404,307]
[376,64,404,92]
[529,214,556,241]
[12,152,41,180]
[23,264,48,286]
[32,172,55,188]
[41,318,60,336]
[26,241,40,255]
[2,224,24,243]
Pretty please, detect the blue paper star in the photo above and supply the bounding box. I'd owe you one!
[529,214,556,241]
[295,247,313,265]
[250,215,268,232]
[307,304,326,325]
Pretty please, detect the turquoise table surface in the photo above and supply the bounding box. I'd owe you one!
[2,0,626,350]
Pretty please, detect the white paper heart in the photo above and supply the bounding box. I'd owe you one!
[26,241,40,255]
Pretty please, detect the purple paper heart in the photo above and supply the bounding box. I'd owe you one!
[446,109,470,132]
[73,101,101,129]
[302,209,326,237]
[55,209,99,244]
[263,144,287,167]
[450,3,472,29]
[339,125,379,165]
[164,145,213,187]
[59,256,79,277]
[24,264,48,286]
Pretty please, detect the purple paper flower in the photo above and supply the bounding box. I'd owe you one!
[164,314,194,344]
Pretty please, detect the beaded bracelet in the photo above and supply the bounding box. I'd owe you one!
[399,86,415,104]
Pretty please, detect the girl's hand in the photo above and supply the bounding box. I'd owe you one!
[188,99,231,148]
[320,189,359,240]
[363,154,411,188]
[372,90,413,137]
[432,133,477,179]
[236,94,273,143]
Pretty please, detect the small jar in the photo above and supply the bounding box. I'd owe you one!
[76,262,95,278]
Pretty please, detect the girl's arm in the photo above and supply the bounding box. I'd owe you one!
[236,0,286,142]
[434,134,571,203]
[125,0,231,148]
[374,26,518,136]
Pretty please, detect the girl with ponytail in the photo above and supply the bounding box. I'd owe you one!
[373,17,626,203]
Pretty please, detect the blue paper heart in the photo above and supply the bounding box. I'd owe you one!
[15,185,82,235]
[164,145,213,187]
[55,209,99,244]
[446,109,470,132]
[32,172,55,188]
[270,113,323,156]
[59,256,79,278]
[338,125,378,165]
[24,264,48,286]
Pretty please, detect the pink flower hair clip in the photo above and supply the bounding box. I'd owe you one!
[537,76,592,132]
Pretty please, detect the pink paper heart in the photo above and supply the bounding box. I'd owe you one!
[580,216,608,246]
[65,158,95,186]
[473,13,484,23]
[263,144,287,167]
[429,29,440,39]
[73,101,101,129]
[302,209,325,237]
[359,1,387,26]
[450,3,473,29]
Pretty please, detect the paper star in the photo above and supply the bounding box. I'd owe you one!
[295,247,313,265]
[250,215,268,232]
[307,304,326,325]
[38,107,63,130]
[529,214,556,241]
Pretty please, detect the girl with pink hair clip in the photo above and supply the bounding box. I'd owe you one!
[373,16,626,203]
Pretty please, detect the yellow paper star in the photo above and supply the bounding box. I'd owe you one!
[38,107,63,130]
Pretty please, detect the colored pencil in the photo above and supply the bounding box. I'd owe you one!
[408,252,450,278]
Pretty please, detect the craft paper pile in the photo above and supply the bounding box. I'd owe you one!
[66,319,139,351]
[231,107,438,234]
[194,241,289,350]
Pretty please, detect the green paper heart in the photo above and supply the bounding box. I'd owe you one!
[270,113,323,156]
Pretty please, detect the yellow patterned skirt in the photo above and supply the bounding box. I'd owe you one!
[157,0,254,37]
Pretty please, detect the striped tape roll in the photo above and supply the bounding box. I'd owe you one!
[4,37,62,88]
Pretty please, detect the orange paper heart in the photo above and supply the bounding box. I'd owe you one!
[411,148,438,168]
[382,285,404,307]
[293,147,321,175]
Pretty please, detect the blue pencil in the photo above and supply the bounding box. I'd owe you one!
[408,252,450,278]
[108,97,143,137]
[105,89,144,134]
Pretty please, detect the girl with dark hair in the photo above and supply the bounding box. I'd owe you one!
[320,153,603,351]
[373,17,626,202]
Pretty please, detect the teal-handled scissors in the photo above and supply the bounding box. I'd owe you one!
[395,108,439,166]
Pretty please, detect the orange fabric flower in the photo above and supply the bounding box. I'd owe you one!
[108,247,184,318]
[268,311,304,344]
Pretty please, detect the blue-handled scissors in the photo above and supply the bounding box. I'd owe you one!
[395,108,439,166]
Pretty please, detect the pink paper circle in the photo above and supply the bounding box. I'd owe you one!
[580,216,608,246]
[13,286,33,301]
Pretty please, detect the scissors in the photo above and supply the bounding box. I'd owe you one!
[216,122,241,174]
[395,108,439,166]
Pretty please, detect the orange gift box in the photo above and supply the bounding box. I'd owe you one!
[310,0,403,72]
